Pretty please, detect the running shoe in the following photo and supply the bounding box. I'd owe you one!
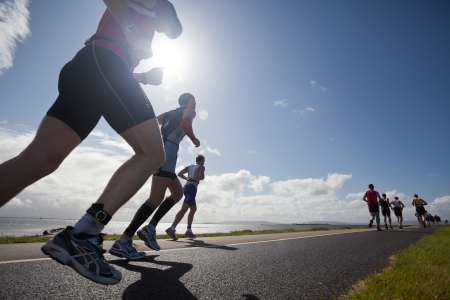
[389,225,394,229]
[41,226,121,285]
[109,239,146,260]
[368,220,373,228]
[399,225,403,229]
[165,227,178,241]
[184,231,196,238]
[376,226,383,231]
[385,224,388,230]
[137,225,160,251]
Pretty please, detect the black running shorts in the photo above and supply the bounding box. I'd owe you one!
[153,168,177,180]
[368,203,379,213]
[381,207,390,217]
[393,207,402,217]
[416,206,426,216]
[47,45,155,141]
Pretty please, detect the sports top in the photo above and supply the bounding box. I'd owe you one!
[364,189,378,205]
[379,198,389,209]
[86,1,157,69]
[413,198,424,207]
[391,199,403,208]
[186,164,201,188]
[161,107,187,146]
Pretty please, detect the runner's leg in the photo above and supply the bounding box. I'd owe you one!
[187,204,197,228]
[0,116,80,207]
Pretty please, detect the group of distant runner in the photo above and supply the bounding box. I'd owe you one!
[363,184,447,231]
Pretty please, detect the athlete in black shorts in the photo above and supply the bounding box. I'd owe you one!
[379,194,393,229]
[0,0,183,285]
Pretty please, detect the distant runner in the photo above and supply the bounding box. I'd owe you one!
[412,194,428,228]
[166,154,206,240]
[363,184,383,231]
[379,194,393,229]
[389,196,405,229]
[109,93,200,259]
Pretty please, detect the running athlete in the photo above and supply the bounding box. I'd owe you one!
[0,0,183,285]
[389,196,405,229]
[412,194,428,228]
[379,194,393,229]
[165,155,206,240]
[109,93,200,258]
[362,184,383,231]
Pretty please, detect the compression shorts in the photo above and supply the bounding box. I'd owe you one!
[183,184,197,206]
[47,45,155,141]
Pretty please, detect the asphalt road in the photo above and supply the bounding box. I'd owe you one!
[0,227,434,299]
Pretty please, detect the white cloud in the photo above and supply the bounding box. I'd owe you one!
[1,120,7,124]
[310,80,316,86]
[326,137,334,142]
[306,106,314,112]
[201,146,221,156]
[320,87,327,91]
[248,176,270,192]
[274,99,288,107]
[248,150,256,155]
[0,0,31,75]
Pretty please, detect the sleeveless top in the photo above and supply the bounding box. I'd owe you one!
[186,164,201,188]
[414,198,423,207]
[161,107,187,146]
[379,198,389,209]
[85,1,157,69]
[365,190,378,205]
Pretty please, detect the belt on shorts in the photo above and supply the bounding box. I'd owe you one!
[84,35,132,69]
[187,179,199,183]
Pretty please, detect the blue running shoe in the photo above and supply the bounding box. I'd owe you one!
[41,226,122,285]
[137,225,160,251]
[109,239,146,260]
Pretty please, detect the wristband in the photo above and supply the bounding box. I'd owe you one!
[142,72,147,85]
[122,24,137,33]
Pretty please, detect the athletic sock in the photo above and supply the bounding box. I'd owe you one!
[187,227,192,232]
[73,214,104,239]
[170,226,176,231]
[149,198,176,227]
[123,202,156,237]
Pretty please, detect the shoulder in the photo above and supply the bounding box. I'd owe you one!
[182,108,196,119]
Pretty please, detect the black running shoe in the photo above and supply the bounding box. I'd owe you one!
[41,226,121,285]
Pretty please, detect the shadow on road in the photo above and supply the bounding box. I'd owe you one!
[242,294,260,299]
[165,239,238,250]
[112,255,197,300]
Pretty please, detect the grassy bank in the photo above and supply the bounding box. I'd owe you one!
[0,226,361,244]
[340,225,450,300]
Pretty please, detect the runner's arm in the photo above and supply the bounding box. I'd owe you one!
[133,68,164,86]
[181,108,200,147]
[422,199,428,205]
[177,166,189,180]
[198,166,205,181]
[362,192,368,203]
[156,113,165,125]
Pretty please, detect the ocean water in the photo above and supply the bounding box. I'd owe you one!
[0,217,347,237]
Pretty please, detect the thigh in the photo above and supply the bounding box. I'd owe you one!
[167,177,183,201]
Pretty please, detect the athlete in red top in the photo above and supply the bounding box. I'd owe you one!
[363,184,383,231]
[0,0,183,285]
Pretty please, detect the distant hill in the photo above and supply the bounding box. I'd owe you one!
[213,220,278,225]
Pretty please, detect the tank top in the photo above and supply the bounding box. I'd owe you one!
[86,1,157,69]
[365,190,378,205]
[186,164,201,188]
[161,107,187,146]
[414,198,423,207]
[391,200,402,208]
[379,198,389,209]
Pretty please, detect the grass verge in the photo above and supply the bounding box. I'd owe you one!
[340,225,450,300]
[0,226,364,244]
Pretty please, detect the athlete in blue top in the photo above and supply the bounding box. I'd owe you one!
[109,93,200,259]
[166,154,206,240]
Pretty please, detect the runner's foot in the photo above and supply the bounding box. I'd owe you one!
[389,225,393,229]
[368,220,373,228]
[109,239,146,260]
[165,227,178,241]
[184,231,196,238]
[41,226,121,285]
[377,226,383,231]
[385,224,388,230]
[137,225,160,251]
[399,225,403,229]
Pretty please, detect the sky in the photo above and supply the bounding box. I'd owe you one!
[1,0,449,224]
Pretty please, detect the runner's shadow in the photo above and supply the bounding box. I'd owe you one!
[169,239,238,250]
[242,294,260,300]
[113,255,197,300]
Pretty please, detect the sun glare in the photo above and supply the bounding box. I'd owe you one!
[199,110,209,120]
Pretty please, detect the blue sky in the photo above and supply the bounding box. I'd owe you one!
[1,0,449,224]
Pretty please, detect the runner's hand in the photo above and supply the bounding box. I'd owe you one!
[193,138,200,148]
[145,68,165,86]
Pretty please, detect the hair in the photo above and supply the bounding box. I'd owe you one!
[382,193,386,197]
[196,154,205,163]
[395,196,399,200]
[368,184,374,189]
[414,194,418,198]
[178,93,194,106]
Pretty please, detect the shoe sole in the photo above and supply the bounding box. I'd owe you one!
[137,230,160,251]
[41,240,121,285]
[165,229,178,241]
[108,248,146,260]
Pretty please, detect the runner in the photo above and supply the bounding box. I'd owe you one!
[0,0,183,285]
[389,196,405,229]
[362,184,383,231]
[425,211,431,227]
[109,92,200,258]
[435,215,441,225]
[165,154,206,240]
[379,194,393,229]
[412,194,428,228]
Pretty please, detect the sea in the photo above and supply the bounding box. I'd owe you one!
[0,217,351,237]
